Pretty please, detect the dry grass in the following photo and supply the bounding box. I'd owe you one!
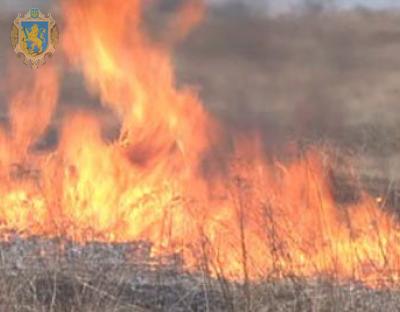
[0,237,224,311]
[0,236,399,312]
[1,3,400,311]
[0,146,397,312]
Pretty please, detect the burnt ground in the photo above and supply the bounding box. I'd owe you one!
[0,236,400,312]
[1,3,400,311]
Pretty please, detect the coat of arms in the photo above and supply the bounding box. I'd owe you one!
[11,8,59,69]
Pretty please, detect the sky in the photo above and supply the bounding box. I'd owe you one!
[3,0,400,13]
[335,0,399,8]
[207,0,399,6]
[207,0,400,13]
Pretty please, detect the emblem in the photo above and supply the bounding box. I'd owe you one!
[11,8,59,69]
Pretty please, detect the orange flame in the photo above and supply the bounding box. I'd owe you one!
[1,0,400,287]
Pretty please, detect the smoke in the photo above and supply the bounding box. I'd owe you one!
[2,0,400,159]
[206,0,400,15]
[1,0,52,12]
[173,3,400,160]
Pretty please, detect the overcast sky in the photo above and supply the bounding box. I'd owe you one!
[207,0,400,7]
[3,0,400,13]
[208,0,400,13]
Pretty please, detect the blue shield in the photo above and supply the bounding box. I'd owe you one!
[21,21,49,55]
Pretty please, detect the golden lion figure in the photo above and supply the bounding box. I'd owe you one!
[11,9,58,68]
[21,24,46,55]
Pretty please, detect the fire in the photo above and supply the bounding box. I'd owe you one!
[1,0,400,286]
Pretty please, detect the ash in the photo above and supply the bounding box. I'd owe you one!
[0,234,226,311]
[0,235,400,311]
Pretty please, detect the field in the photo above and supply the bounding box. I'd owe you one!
[1,2,400,311]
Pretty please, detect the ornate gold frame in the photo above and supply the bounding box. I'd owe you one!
[11,9,59,69]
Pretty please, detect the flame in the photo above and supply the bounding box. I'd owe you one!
[1,0,400,287]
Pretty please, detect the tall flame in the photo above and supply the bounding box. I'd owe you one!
[0,0,399,286]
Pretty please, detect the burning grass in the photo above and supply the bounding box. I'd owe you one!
[2,0,400,310]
